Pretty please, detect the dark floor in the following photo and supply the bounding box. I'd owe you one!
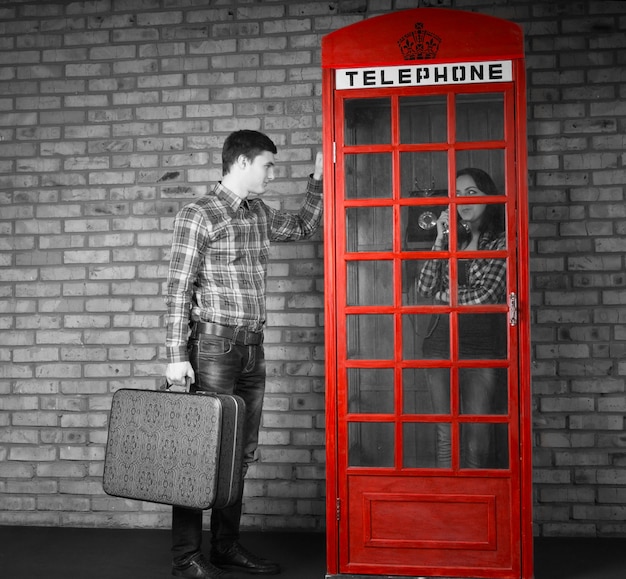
[0,525,624,578]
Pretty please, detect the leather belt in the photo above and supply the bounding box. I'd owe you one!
[192,321,263,346]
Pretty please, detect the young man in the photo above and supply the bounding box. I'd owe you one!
[165,130,323,578]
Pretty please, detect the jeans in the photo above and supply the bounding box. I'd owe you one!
[426,366,497,469]
[171,332,266,566]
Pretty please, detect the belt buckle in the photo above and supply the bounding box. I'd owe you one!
[232,326,247,345]
[232,325,261,345]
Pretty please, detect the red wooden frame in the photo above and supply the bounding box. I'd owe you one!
[323,8,531,579]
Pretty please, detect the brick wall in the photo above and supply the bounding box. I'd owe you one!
[1,0,626,536]
[524,0,626,537]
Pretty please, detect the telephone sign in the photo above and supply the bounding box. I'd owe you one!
[336,60,513,90]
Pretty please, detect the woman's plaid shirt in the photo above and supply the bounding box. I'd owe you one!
[165,177,323,363]
[417,231,507,305]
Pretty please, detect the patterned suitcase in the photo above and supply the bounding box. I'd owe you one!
[103,388,245,510]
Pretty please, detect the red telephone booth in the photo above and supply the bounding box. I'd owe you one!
[322,9,532,579]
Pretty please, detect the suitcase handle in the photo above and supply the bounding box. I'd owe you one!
[162,376,191,393]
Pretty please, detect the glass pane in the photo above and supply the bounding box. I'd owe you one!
[418,313,450,359]
[400,150,448,200]
[422,367,451,415]
[403,423,440,468]
[459,367,508,415]
[456,93,504,142]
[347,260,393,306]
[457,257,507,305]
[458,313,508,360]
[460,423,508,469]
[415,259,449,306]
[348,422,394,467]
[399,95,447,144]
[402,259,433,306]
[344,98,391,145]
[402,368,443,414]
[346,314,394,360]
[345,153,392,199]
[403,204,446,246]
[457,206,507,253]
[402,313,443,360]
[456,151,505,194]
[348,368,394,414]
[346,207,393,252]
[408,207,473,251]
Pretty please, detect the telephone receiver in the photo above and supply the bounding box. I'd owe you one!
[418,211,472,248]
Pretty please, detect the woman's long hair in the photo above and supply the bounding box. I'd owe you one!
[456,167,506,237]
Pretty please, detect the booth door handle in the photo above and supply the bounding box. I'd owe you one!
[508,292,518,327]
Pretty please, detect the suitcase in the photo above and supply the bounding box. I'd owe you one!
[103,388,245,510]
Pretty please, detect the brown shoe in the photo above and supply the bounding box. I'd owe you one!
[173,553,234,578]
[211,543,280,575]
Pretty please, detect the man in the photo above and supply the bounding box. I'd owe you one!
[165,130,323,579]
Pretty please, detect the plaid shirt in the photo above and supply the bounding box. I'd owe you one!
[165,176,323,363]
[416,231,507,305]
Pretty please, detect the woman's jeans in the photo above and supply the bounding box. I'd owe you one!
[426,366,497,469]
[171,332,266,566]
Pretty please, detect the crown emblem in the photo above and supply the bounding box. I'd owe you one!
[398,22,441,60]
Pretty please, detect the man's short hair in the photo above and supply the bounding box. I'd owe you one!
[222,130,278,175]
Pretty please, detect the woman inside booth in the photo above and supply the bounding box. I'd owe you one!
[416,168,507,469]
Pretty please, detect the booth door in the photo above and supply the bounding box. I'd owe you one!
[335,86,522,577]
